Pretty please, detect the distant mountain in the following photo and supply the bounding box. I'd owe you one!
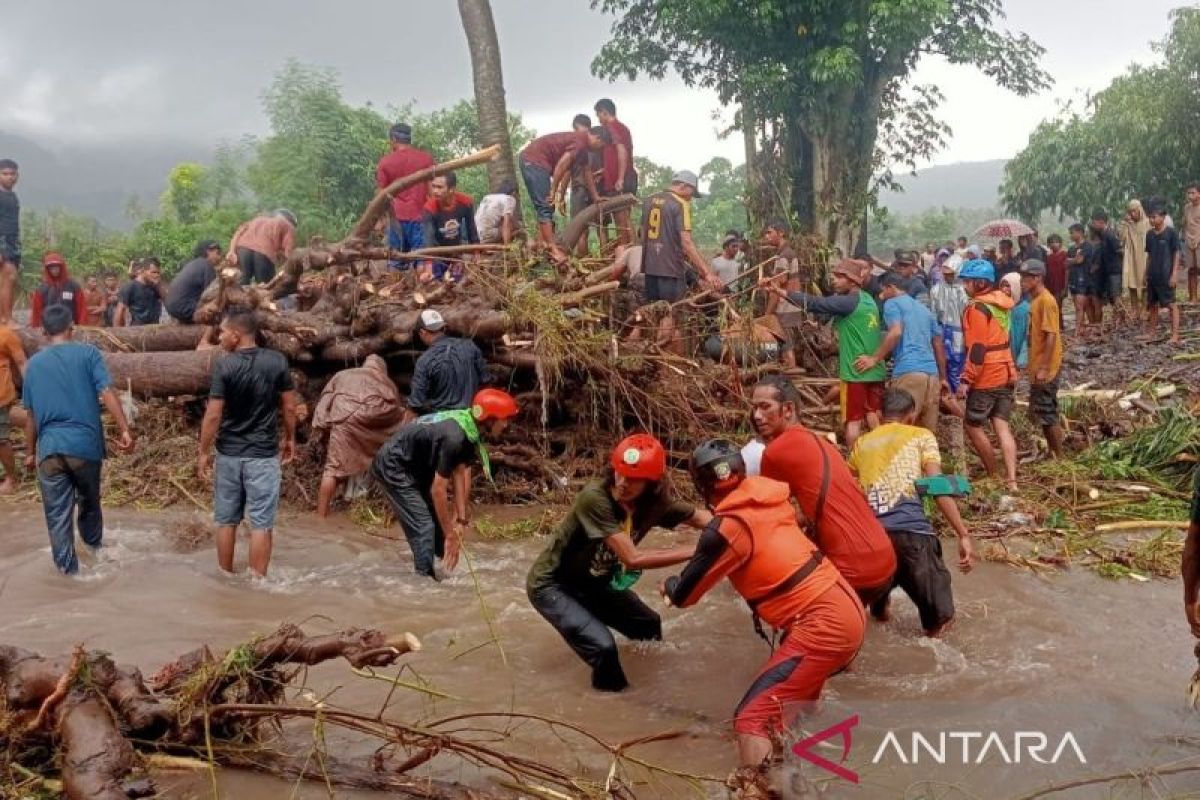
[0,131,213,230]
[878,159,1007,215]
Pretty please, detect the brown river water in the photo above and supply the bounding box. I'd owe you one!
[1,503,1199,799]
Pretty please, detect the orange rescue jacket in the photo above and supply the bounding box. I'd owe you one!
[668,476,843,630]
[962,289,1017,390]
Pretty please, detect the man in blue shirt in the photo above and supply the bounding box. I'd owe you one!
[22,305,135,574]
[854,272,947,432]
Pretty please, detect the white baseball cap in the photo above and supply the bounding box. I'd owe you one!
[418,309,445,331]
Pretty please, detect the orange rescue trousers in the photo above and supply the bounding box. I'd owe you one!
[733,581,865,738]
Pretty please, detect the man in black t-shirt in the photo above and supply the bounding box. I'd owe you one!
[165,240,222,323]
[372,388,519,579]
[1143,204,1182,344]
[197,311,297,577]
[1066,223,1096,340]
[116,258,166,326]
[0,159,19,325]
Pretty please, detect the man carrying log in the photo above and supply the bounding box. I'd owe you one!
[22,305,135,574]
[165,240,222,324]
[376,122,435,267]
[403,310,489,423]
[312,355,404,518]
[751,376,897,607]
[227,210,297,285]
[518,126,610,262]
[661,439,865,798]
[197,311,298,577]
[372,387,519,579]
[527,434,709,691]
[29,251,87,328]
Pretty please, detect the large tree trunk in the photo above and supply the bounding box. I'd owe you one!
[105,350,219,397]
[458,0,518,194]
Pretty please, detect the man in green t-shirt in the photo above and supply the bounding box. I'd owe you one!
[527,434,709,691]
[762,258,886,447]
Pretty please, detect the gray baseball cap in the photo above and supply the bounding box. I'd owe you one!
[1019,259,1047,277]
[671,169,704,197]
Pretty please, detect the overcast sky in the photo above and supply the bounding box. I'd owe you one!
[0,0,1186,174]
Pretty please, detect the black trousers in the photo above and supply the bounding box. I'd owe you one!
[237,247,276,285]
[528,582,662,691]
[870,530,955,632]
[371,463,443,578]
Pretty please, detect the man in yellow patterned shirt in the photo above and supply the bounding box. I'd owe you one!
[848,388,975,637]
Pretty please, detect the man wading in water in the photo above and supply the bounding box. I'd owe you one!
[372,388,519,578]
[198,311,298,577]
[22,305,135,574]
[527,434,710,692]
[661,439,864,799]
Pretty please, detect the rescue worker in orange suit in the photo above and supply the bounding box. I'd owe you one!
[752,375,897,606]
[526,434,711,691]
[661,439,865,798]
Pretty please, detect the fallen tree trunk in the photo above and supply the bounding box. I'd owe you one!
[18,325,208,356]
[105,350,219,397]
[560,194,638,251]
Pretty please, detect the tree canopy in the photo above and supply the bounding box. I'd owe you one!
[592,0,1049,252]
[1002,6,1200,222]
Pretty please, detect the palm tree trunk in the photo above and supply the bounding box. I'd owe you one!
[457,0,518,193]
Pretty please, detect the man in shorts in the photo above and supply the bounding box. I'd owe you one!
[761,258,885,446]
[1066,223,1095,339]
[1020,261,1065,457]
[1091,210,1126,329]
[1182,183,1200,303]
[956,259,1019,491]
[0,159,20,324]
[1144,203,1182,344]
[198,311,298,577]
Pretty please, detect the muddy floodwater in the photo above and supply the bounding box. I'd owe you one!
[2,503,1199,799]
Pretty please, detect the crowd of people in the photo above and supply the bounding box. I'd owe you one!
[5,114,1200,796]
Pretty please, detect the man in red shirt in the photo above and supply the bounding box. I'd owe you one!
[518,127,610,262]
[376,123,435,269]
[753,376,897,605]
[420,172,479,282]
[594,99,636,246]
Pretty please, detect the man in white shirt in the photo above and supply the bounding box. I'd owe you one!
[710,234,742,289]
[475,180,518,245]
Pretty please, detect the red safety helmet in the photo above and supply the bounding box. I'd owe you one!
[611,433,667,481]
[471,388,519,422]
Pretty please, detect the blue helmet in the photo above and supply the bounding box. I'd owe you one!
[959,258,995,282]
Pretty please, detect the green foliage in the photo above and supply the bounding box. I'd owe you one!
[19,209,129,279]
[593,0,1049,245]
[1002,7,1200,221]
[161,163,207,224]
[625,154,748,247]
[246,60,390,239]
[126,205,251,275]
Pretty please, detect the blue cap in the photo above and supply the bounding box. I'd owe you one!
[959,258,995,282]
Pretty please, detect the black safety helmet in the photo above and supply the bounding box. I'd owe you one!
[689,438,746,500]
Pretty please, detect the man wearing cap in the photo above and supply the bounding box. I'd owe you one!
[639,171,724,351]
[710,234,742,289]
[166,240,223,324]
[894,251,930,303]
[761,258,886,446]
[374,388,520,578]
[30,252,87,328]
[1020,260,1065,457]
[376,123,435,266]
[404,309,489,423]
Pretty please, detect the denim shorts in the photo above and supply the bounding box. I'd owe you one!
[214,454,281,530]
[0,235,20,268]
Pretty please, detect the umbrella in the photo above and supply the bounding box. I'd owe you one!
[972,219,1035,241]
